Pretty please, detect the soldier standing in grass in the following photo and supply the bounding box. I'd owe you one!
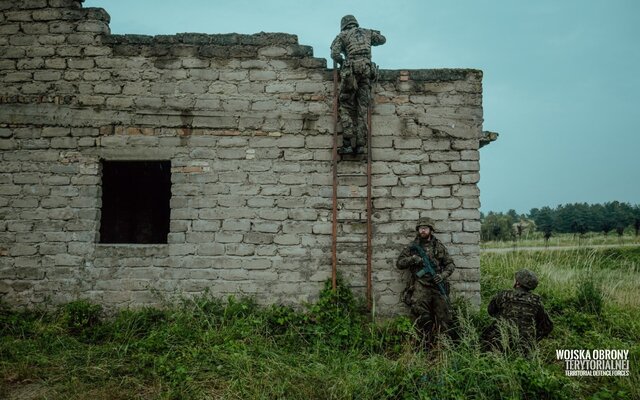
[331,15,386,155]
[397,217,455,342]
[482,269,554,353]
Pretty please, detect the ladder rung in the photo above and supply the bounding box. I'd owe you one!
[340,235,367,239]
[339,230,367,235]
[337,233,366,239]
[336,167,367,174]
[340,154,367,159]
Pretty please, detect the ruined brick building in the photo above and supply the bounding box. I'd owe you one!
[0,0,491,314]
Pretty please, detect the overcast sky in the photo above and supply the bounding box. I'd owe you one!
[84,0,640,213]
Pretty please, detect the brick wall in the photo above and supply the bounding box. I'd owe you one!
[0,0,482,314]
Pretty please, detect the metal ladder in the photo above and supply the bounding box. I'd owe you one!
[331,63,373,310]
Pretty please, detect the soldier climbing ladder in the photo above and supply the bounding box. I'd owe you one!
[331,61,374,310]
[329,15,385,311]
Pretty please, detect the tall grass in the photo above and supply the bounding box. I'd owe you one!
[1,247,638,399]
[481,231,640,249]
[481,247,640,308]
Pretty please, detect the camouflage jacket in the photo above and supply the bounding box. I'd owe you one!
[487,288,553,340]
[396,235,455,288]
[330,27,386,64]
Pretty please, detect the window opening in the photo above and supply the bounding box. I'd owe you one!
[99,160,171,244]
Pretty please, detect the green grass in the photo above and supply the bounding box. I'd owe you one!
[481,232,640,249]
[1,247,639,399]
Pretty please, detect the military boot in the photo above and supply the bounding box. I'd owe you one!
[339,133,354,155]
[338,145,354,155]
[354,137,366,155]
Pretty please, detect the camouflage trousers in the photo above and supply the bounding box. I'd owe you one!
[410,283,452,338]
[339,74,371,148]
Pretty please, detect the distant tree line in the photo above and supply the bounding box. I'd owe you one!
[480,202,640,242]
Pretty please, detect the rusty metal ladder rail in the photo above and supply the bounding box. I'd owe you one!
[331,63,339,292]
[331,62,374,311]
[365,87,373,311]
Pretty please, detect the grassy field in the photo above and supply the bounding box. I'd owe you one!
[481,232,640,249]
[1,246,639,399]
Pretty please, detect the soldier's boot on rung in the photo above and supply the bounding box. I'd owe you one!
[338,145,354,155]
[354,138,366,155]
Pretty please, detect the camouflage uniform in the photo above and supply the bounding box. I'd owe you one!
[483,269,554,353]
[330,15,386,154]
[396,218,455,337]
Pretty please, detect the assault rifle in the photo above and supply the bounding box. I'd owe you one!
[410,244,449,300]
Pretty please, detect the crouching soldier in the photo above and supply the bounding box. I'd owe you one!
[397,217,455,342]
[482,269,554,354]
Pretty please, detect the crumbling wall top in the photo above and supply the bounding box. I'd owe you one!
[1,0,85,10]
[103,32,299,46]
[100,32,316,61]
[378,69,482,83]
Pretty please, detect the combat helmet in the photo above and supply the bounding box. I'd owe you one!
[416,217,436,232]
[515,269,538,290]
[341,15,359,31]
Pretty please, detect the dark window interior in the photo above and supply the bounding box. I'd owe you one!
[99,160,171,244]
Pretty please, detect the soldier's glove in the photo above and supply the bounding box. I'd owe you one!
[433,274,444,284]
[410,255,422,266]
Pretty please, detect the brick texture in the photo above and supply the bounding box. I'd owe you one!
[0,2,483,314]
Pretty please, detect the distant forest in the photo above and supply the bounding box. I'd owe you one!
[480,201,640,241]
